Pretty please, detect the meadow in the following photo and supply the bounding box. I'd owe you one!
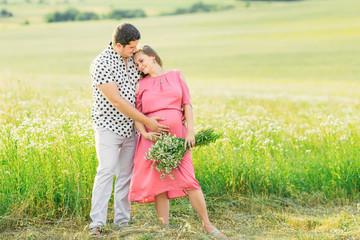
[1,0,360,239]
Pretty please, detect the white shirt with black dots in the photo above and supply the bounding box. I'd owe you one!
[90,42,140,138]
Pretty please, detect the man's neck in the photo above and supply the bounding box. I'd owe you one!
[112,44,128,68]
[123,57,128,69]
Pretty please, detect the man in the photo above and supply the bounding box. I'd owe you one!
[89,23,169,237]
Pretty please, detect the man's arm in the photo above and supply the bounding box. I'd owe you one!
[135,121,161,141]
[98,82,169,133]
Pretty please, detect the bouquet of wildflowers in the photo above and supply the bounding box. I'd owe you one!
[145,128,222,179]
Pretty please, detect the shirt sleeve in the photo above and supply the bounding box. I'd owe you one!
[91,60,114,86]
[178,71,191,106]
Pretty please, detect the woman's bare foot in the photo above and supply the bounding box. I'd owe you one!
[208,228,227,238]
[203,223,227,238]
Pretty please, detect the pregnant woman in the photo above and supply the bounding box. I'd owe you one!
[129,45,227,238]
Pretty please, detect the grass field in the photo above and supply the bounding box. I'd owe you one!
[1,0,360,239]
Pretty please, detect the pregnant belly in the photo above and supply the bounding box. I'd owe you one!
[145,109,185,137]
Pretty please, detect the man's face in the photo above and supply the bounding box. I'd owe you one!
[117,40,139,58]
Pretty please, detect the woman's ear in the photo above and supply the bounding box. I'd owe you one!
[151,56,156,63]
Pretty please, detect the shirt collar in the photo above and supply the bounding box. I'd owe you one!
[107,42,121,62]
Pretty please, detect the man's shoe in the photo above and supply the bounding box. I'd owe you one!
[89,226,102,238]
[113,220,129,229]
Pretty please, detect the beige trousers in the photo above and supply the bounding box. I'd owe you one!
[89,126,137,229]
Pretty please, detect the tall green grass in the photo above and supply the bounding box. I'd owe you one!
[1,0,360,220]
[0,82,95,219]
[192,93,360,201]
[1,80,360,218]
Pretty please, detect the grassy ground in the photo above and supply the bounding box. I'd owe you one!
[1,195,360,239]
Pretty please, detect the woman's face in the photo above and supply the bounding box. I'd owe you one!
[134,51,155,74]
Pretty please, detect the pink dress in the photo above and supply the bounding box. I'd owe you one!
[129,70,201,203]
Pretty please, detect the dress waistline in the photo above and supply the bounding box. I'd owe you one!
[144,108,182,116]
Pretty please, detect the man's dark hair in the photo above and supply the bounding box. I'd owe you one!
[112,23,141,46]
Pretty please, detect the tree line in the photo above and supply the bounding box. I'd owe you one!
[45,8,146,22]
[1,8,12,17]
[161,2,234,16]
[45,2,234,23]
[2,1,302,23]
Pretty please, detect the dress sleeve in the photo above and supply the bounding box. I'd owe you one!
[178,71,191,106]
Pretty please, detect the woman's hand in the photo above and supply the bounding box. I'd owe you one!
[180,106,186,125]
[184,131,195,149]
[143,132,161,142]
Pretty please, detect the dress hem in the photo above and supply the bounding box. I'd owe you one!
[130,187,201,204]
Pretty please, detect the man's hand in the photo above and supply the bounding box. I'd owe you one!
[146,116,169,133]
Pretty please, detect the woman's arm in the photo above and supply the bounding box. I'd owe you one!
[134,82,162,141]
[178,71,195,149]
[183,104,195,149]
[135,121,161,142]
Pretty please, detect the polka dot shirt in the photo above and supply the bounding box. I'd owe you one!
[90,42,140,138]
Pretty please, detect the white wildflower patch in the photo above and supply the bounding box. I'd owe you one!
[145,129,222,179]
[146,133,186,180]
[2,85,360,217]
